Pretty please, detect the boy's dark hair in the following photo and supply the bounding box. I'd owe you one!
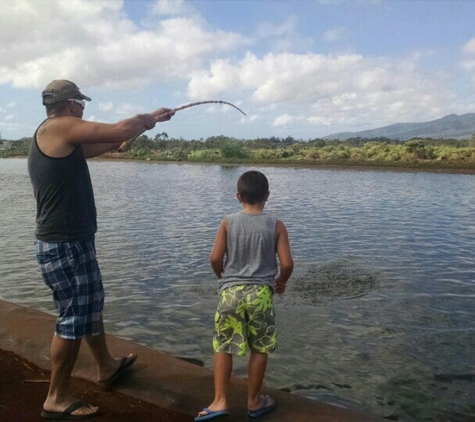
[237,171,269,205]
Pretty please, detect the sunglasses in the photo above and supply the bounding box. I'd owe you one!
[68,99,85,110]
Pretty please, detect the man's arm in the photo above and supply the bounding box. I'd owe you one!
[65,108,174,145]
[37,108,174,158]
[275,220,294,294]
[82,142,122,158]
[210,218,228,279]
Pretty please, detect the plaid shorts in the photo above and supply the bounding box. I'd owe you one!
[34,240,104,340]
[213,285,277,356]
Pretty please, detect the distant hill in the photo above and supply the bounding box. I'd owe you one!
[324,113,475,141]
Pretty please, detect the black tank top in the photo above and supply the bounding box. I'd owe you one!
[28,119,97,242]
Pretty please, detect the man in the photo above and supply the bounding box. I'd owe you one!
[28,80,174,419]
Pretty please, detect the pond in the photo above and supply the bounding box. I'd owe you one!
[1,158,474,421]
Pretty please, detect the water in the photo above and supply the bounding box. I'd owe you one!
[1,158,474,421]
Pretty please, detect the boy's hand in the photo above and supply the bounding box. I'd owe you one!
[275,279,286,295]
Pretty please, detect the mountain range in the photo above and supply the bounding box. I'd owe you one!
[324,113,475,141]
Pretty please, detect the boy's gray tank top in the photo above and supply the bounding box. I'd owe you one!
[219,211,278,293]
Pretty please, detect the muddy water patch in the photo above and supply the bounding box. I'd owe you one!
[289,258,384,305]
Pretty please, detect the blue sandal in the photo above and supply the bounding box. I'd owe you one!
[247,395,276,418]
[195,408,230,421]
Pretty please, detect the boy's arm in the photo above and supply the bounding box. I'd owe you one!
[210,218,228,279]
[275,220,294,295]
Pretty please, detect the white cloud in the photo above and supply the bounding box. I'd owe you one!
[317,0,345,4]
[463,38,475,55]
[255,17,297,39]
[188,50,459,132]
[253,17,313,54]
[116,102,144,116]
[273,114,295,126]
[241,114,259,123]
[323,26,347,42]
[461,39,475,88]
[461,59,475,72]
[307,115,332,125]
[0,0,471,139]
[189,52,367,104]
[98,102,114,112]
[152,0,188,16]
[318,0,382,5]
[0,1,246,90]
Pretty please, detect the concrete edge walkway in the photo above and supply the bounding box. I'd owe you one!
[0,299,383,421]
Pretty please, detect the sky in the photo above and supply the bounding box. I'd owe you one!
[1,0,475,141]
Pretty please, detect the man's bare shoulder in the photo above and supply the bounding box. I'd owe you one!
[39,116,84,136]
[42,116,107,145]
[37,117,83,157]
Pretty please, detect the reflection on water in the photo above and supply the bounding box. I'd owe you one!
[1,158,474,421]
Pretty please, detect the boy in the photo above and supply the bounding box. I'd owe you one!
[196,170,294,421]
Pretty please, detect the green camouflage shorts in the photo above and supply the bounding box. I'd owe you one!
[213,285,277,356]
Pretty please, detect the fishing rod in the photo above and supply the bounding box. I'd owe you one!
[118,100,246,152]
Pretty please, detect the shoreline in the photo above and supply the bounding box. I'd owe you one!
[4,153,475,175]
[91,154,475,174]
[0,348,190,421]
[0,299,383,421]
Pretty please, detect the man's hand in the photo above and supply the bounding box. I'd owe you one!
[117,108,175,152]
[136,108,175,131]
[152,108,175,123]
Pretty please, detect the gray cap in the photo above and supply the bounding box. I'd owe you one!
[42,80,91,105]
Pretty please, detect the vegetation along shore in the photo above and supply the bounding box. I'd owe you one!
[2,133,475,170]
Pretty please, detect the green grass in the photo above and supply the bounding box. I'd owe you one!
[3,137,475,170]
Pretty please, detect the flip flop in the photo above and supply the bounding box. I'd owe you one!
[195,408,230,421]
[97,354,137,388]
[40,400,99,419]
[247,395,276,418]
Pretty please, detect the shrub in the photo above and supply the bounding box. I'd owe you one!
[220,141,249,159]
[189,149,218,161]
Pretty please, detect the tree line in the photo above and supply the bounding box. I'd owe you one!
[2,133,475,168]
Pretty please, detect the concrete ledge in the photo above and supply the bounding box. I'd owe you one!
[0,299,383,421]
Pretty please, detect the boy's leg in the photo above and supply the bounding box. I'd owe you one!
[247,351,275,410]
[245,286,277,412]
[197,352,232,416]
[43,335,98,416]
[196,286,245,417]
[213,352,233,407]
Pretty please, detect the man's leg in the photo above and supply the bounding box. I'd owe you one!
[42,335,98,416]
[85,317,136,383]
[196,352,232,416]
[247,351,274,411]
[36,241,99,415]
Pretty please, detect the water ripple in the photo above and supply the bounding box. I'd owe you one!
[1,159,475,421]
